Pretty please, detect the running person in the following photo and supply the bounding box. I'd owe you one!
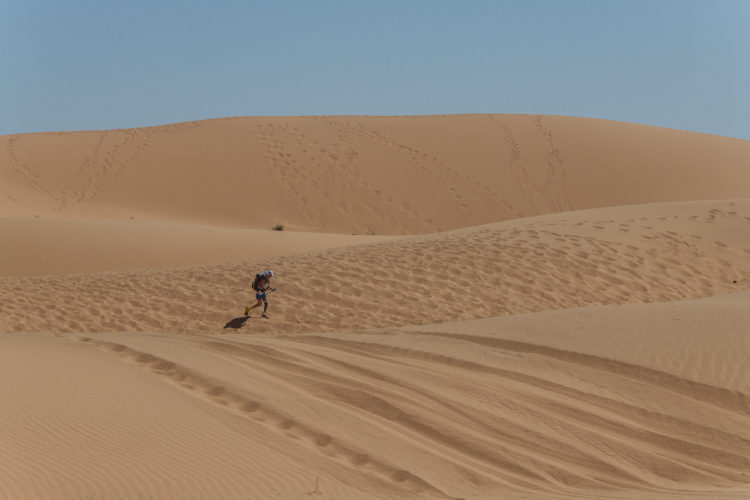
[245,270,276,318]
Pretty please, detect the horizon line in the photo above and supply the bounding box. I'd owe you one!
[3,113,748,142]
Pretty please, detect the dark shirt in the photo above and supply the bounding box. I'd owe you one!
[255,274,269,291]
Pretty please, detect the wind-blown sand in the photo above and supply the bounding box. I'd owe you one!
[1,115,749,499]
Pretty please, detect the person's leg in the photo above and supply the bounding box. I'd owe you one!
[246,296,263,316]
[261,297,269,318]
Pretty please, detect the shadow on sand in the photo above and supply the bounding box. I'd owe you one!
[224,316,249,330]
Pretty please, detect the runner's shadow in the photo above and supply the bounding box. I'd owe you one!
[224,316,249,330]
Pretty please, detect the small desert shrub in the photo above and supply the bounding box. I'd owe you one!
[273,224,284,231]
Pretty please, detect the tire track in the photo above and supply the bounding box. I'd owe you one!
[280,334,750,485]
[77,336,460,500]
[412,330,750,416]
[200,339,592,491]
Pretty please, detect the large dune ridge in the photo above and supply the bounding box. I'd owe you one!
[2,114,750,499]
[3,114,750,234]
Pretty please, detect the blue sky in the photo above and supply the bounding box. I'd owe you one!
[2,1,749,138]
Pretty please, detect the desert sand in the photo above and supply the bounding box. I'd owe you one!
[1,114,749,499]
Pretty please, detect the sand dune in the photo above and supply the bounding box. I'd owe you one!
[2,115,750,499]
[2,291,749,499]
[2,199,749,335]
[2,115,750,234]
[0,217,395,276]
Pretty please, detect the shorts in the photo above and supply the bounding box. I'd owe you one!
[256,292,267,301]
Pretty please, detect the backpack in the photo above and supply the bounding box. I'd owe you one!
[251,273,264,291]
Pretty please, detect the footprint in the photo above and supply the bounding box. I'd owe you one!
[392,470,413,483]
[242,401,261,413]
[278,419,294,430]
[315,434,332,447]
[206,386,226,397]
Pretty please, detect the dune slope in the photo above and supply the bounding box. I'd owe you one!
[2,199,749,335]
[2,115,750,234]
[0,217,395,277]
[2,291,749,499]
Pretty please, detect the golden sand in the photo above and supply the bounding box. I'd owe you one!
[1,115,749,499]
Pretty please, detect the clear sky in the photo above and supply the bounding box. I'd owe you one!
[2,0,749,138]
